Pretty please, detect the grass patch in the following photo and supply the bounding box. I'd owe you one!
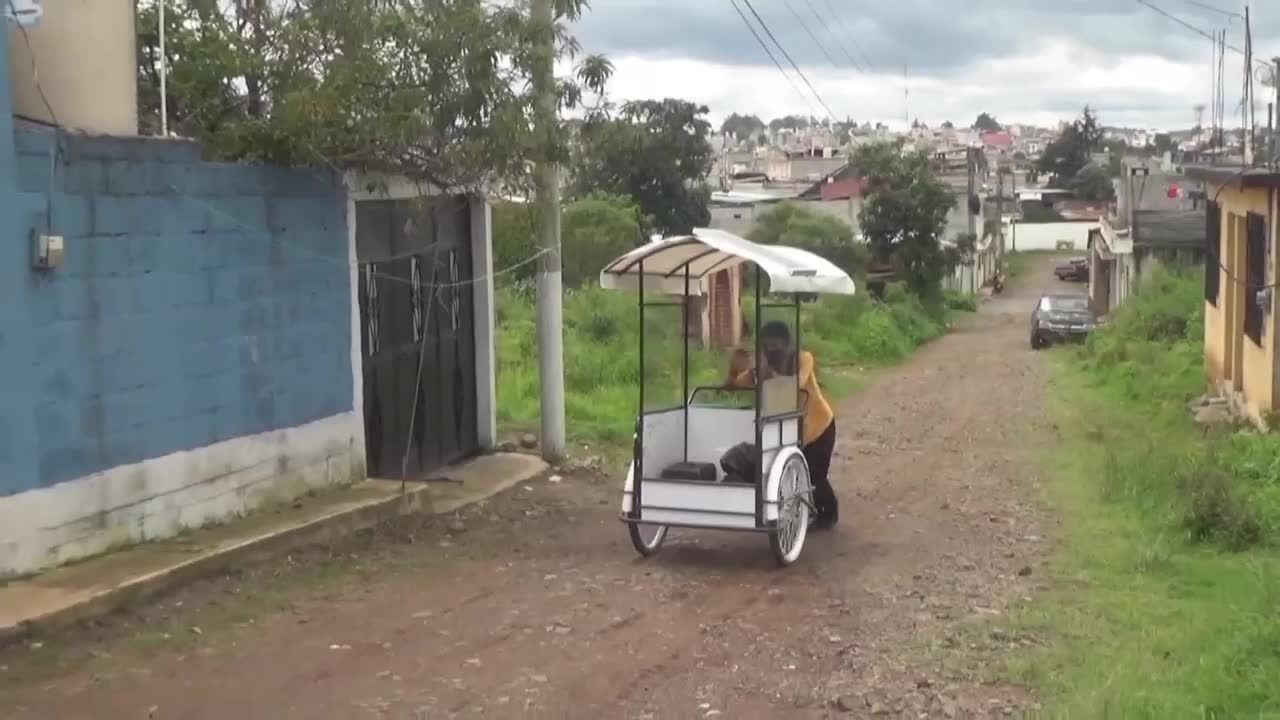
[1006,267,1280,717]
[495,281,969,453]
[1004,250,1065,283]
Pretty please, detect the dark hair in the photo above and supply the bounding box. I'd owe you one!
[760,321,791,344]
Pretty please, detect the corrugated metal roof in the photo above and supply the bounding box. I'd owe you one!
[1134,210,1204,247]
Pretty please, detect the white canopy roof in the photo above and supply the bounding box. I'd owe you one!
[599,228,856,296]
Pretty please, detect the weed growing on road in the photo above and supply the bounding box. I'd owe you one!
[943,289,978,313]
[1008,268,1280,716]
[1003,251,1054,282]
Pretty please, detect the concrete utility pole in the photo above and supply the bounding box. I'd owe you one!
[531,0,565,461]
[996,165,1005,259]
[903,66,909,130]
[159,0,167,136]
[1244,5,1254,166]
[1273,57,1280,162]
[966,146,977,292]
[1010,165,1018,251]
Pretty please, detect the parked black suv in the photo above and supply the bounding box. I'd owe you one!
[1030,293,1095,349]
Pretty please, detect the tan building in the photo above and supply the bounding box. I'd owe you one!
[1188,167,1280,425]
[8,0,137,135]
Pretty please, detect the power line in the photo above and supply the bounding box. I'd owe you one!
[802,0,863,73]
[818,0,875,73]
[1181,0,1242,22]
[737,0,839,121]
[780,0,840,70]
[1137,0,1267,68]
[726,0,821,118]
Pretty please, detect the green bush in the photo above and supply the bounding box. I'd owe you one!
[491,193,642,288]
[1077,265,1280,549]
[747,202,869,279]
[943,289,978,312]
[1181,464,1263,550]
[498,277,968,446]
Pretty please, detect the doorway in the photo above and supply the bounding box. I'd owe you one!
[356,197,479,479]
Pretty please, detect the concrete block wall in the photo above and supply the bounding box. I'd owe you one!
[0,118,363,575]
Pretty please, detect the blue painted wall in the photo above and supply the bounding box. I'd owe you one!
[0,51,353,497]
[0,26,30,498]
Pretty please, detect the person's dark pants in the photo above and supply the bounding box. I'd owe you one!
[802,420,837,522]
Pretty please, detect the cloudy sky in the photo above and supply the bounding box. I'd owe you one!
[570,0,1280,131]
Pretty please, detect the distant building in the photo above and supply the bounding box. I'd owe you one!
[981,131,1014,150]
[1089,163,1207,317]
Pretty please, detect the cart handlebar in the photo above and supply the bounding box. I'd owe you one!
[686,385,811,413]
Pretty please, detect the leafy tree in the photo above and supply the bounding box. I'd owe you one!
[945,232,977,271]
[134,0,611,192]
[747,203,868,278]
[1075,106,1103,151]
[492,193,643,287]
[941,120,955,130]
[1106,152,1124,179]
[769,114,813,131]
[1070,165,1117,201]
[972,113,1002,132]
[831,119,857,140]
[1153,133,1175,156]
[721,112,765,140]
[491,201,540,286]
[1036,106,1104,184]
[561,193,645,286]
[570,98,714,234]
[854,143,957,300]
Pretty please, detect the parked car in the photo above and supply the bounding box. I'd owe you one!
[1030,293,1095,349]
[1054,257,1089,282]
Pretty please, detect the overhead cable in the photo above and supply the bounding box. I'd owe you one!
[727,0,822,119]
[737,0,840,121]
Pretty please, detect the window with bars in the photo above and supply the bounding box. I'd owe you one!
[1205,201,1220,305]
[1244,212,1266,346]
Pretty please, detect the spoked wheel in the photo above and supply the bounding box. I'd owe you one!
[628,521,668,557]
[769,454,811,567]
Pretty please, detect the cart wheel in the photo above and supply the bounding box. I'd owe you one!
[769,454,811,567]
[629,522,668,557]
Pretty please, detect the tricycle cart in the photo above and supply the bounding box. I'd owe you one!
[599,228,856,566]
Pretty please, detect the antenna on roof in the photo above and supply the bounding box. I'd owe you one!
[903,65,909,131]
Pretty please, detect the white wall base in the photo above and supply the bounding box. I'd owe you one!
[0,413,365,578]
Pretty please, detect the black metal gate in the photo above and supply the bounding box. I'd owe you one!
[357,197,478,479]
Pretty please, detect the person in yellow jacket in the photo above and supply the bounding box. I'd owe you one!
[727,321,838,530]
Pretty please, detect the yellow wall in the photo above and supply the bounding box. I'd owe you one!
[1204,183,1277,424]
[9,0,138,135]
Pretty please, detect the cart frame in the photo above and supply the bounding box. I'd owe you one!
[599,229,855,565]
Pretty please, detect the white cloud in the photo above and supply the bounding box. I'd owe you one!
[596,38,1270,131]
[570,1,1280,131]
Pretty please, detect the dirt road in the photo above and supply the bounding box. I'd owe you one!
[0,256,1079,719]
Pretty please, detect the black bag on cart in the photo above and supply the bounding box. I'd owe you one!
[719,442,761,485]
[659,462,718,482]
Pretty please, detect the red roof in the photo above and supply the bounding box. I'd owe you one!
[982,131,1013,148]
[1053,200,1109,221]
[819,177,865,202]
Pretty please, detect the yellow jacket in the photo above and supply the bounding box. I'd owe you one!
[732,351,834,446]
